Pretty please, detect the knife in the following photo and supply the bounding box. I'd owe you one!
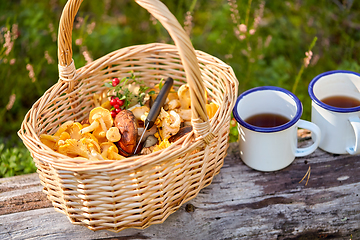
[133,77,174,154]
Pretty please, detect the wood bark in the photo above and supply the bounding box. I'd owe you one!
[1,133,359,239]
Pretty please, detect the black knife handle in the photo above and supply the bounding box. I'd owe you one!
[145,77,174,130]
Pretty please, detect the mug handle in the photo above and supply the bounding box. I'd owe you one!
[346,116,360,154]
[295,119,321,157]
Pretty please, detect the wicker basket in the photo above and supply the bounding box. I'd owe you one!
[18,0,238,232]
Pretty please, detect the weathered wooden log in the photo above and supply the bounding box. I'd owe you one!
[0,132,359,239]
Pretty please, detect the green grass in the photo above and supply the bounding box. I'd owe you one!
[1,0,360,177]
[0,136,36,178]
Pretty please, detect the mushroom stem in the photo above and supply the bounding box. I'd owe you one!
[98,118,108,132]
[40,134,60,142]
[80,121,99,134]
[90,149,104,160]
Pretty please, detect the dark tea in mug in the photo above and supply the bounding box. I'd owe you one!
[321,95,360,108]
[244,113,290,128]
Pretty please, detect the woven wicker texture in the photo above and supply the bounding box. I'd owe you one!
[18,0,239,232]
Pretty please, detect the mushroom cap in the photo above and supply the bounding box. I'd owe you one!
[106,127,121,142]
[68,122,83,140]
[100,142,125,160]
[114,110,138,154]
[206,102,219,119]
[100,142,118,153]
[82,132,99,144]
[167,87,179,101]
[174,108,191,121]
[54,121,74,137]
[58,139,90,158]
[101,100,112,110]
[80,137,101,153]
[93,127,108,143]
[131,106,150,121]
[39,134,58,150]
[157,108,181,140]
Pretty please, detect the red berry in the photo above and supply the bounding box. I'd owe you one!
[110,98,117,106]
[111,110,117,118]
[112,78,120,87]
[113,104,120,109]
[115,108,121,114]
[117,99,125,107]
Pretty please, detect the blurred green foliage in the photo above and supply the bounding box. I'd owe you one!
[1,0,360,177]
[0,136,36,178]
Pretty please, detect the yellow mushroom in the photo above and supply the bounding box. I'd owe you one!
[58,139,93,159]
[206,102,219,119]
[80,107,113,140]
[39,134,59,150]
[167,87,179,101]
[174,108,192,121]
[40,131,72,151]
[80,137,103,160]
[156,108,181,140]
[67,122,83,140]
[101,100,112,110]
[174,103,218,121]
[56,131,71,148]
[153,139,172,152]
[80,137,100,153]
[131,106,150,122]
[93,93,101,107]
[106,127,121,142]
[100,142,125,160]
[40,134,59,143]
[54,121,74,137]
[178,84,191,109]
[164,99,181,111]
[82,132,99,144]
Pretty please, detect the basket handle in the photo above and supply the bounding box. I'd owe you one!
[57,0,214,143]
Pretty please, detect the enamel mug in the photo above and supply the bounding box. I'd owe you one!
[309,70,360,154]
[233,86,321,172]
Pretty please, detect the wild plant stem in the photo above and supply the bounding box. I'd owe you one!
[244,0,253,27]
[244,0,253,90]
[292,36,317,94]
[189,0,197,13]
[292,65,304,94]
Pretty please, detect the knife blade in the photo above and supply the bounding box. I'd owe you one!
[133,77,174,154]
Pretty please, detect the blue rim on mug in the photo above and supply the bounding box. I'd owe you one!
[308,70,360,113]
[232,86,303,133]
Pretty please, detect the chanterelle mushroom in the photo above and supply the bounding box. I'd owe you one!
[156,108,181,140]
[80,107,113,140]
[106,127,121,142]
[131,106,150,122]
[100,142,125,160]
[174,108,191,121]
[206,102,219,119]
[164,99,181,111]
[40,128,73,151]
[178,84,191,109]
[58,138,102,160]
[67,122,83,140]
[54,121,74,136]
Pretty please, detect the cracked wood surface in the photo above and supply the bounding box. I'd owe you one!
[0,132,359,239]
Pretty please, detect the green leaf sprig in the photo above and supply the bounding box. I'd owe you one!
[105,73,153,110]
